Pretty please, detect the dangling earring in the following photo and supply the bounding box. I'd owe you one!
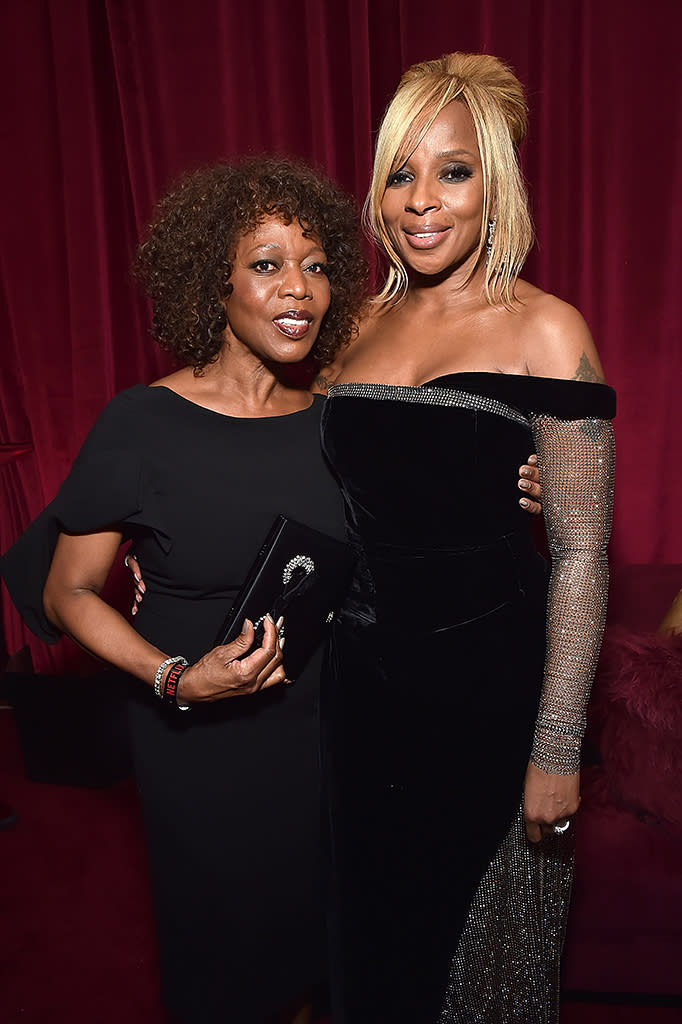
[486,214,497,266]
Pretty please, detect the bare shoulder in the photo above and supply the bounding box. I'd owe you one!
[313,349,352,394]
[514,283,607,383]
[311,369,336,395]
[314,303,386,392]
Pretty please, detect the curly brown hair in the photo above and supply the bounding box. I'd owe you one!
[134,157,368,369]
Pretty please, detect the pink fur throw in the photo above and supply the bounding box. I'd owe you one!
[588,626,682,834]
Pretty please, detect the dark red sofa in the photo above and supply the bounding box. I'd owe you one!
[562,565,682,997]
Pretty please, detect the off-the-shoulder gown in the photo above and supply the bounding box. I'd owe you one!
[320,372,615,1024]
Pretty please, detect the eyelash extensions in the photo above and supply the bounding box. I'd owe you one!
[386,162,473,188]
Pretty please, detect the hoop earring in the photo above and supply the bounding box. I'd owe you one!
[486,214,497,266]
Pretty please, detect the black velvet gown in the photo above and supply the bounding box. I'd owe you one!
[0,386,347,1024]
[320,372,616,1024]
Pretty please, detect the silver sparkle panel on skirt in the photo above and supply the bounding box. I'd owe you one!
[439,806,574,1024]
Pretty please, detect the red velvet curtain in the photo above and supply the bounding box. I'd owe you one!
[2,0,680,670]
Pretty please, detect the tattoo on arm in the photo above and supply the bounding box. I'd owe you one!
[572,352,605,384]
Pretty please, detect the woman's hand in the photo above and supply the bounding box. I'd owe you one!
[125,466,542,599]
[124,551,145,615]
[518,454,542,514]
[523,760,580,843]
[121,550,287,700]
[177,615,287,704]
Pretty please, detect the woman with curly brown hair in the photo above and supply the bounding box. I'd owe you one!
[0,157,367,1024]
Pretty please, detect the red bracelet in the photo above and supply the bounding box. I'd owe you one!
[163,660,191,711]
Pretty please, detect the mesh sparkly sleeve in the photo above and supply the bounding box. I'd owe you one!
[529,415,615,774]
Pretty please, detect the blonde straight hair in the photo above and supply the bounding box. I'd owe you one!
[365,52,534,308]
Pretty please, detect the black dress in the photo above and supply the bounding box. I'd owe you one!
[0,385,346,1024]
[320,372,616,1024]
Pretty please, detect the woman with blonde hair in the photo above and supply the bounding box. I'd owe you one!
[322,52,615,1023]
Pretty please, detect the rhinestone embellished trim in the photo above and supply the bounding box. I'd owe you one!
[328,382,529,428]
[282,555,315,585]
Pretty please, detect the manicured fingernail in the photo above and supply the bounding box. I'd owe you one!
[276,615,284,629]
[139,582,146,593]
[520,467,531,477]
[241,618,251,633]
[132,605,137,615]
[520,498,530,508]
[134,573,141,582]
[266,613,275,624]
[519,479,530,489]
[135,592,142,602]
[279,637,286,650]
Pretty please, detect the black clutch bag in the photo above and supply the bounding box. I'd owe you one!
[215,515,355,679]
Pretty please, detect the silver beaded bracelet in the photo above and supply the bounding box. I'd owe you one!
[154,655,188,700]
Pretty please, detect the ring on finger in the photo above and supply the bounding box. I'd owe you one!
[553,820,570,835]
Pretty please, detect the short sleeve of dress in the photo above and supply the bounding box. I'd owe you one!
[527,382,616,774]
[0,387,171,644]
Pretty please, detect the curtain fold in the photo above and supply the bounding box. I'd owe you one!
[1,0,680,670]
